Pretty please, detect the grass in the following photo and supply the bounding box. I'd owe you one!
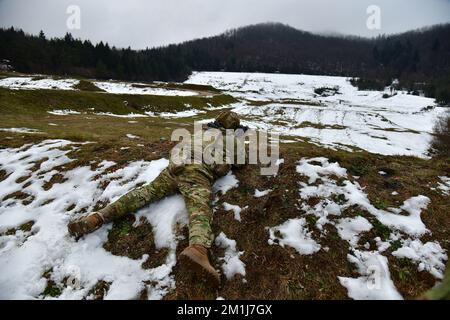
[43,281,62,298]
[41,269,62,298]
[372,219,392,240]
[0,87,236,116]
[103,215,159,261]
[73,79,105,92]
[0,84,237,147]
[87,281,111,300]
[296,121,346,130]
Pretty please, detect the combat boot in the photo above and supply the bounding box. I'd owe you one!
[179,244,220,287]
[68,212,105,239]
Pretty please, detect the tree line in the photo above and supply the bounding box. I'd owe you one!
[1,23,449,103]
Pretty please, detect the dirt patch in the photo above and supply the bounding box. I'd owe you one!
[86,280,111,300]
[0,169,10,182]
[388,256,436,299]
[2,190,34,205]
[15,175,31,184]
[41,269,62,298]
[2,221,35,236]
[43,173,67,191]
[103,215,157,261]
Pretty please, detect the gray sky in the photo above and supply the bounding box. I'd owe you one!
[1,0,449,49]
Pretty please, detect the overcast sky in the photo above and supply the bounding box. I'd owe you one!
[1,0,449,49]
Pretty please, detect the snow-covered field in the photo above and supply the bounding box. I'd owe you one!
[2,72,445,158]
[0,71,448,300]
[264,156,447,300]
[186,72,447,158]
[0,140,241,299]
[93,81,198,96]
[0,141,446,300]
[292,157,447,299]
[0,76,198,96]
[46,108,206,119]
[0,77,78,91]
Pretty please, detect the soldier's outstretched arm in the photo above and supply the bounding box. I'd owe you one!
[98,168,178,222]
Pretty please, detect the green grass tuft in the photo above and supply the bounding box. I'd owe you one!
[73,80,105,92]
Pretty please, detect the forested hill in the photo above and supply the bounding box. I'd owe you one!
[1,23,449,101]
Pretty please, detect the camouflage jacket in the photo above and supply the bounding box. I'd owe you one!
[169,124,248,180]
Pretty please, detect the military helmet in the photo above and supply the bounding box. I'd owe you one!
[215,110,240,129]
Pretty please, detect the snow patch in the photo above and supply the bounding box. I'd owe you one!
[48,109,81,116]
[215,232,246,280]
[338,250,403,300]
[296,157,347,184]
[213,171,239,195]
[436,176,450,196]
[222,203,242,222]
[296,157,447,299]
[0,140,180,299]
[392,239,447,279]
[158,109,206,118]
[254,189,272,198]
[0,77,78,91]
[126,134,139,140]
[0,128,43,134]
[94,112,148,118]
[336,217,373,247]
[297,157,430,237]
[94,81,198,96]
[268,218,321,255]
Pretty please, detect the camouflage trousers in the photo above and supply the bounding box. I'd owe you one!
[98,164,215,248]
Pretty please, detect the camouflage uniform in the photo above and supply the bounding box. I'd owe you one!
[96,111,242,248]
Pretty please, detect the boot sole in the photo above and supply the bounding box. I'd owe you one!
[178,253,220,288]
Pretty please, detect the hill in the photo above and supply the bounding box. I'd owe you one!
[1,23,449,102]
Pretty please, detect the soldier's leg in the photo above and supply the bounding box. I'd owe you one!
[68,168,177,238]
[177,166,214,248]
[98,168,178,222]
[177,166,220,286]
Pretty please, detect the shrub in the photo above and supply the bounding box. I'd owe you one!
[350,78,386,91]
[423,77,450,106]
[436,87,450,106]
[314,86,339,96]
[430,110,450,157]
